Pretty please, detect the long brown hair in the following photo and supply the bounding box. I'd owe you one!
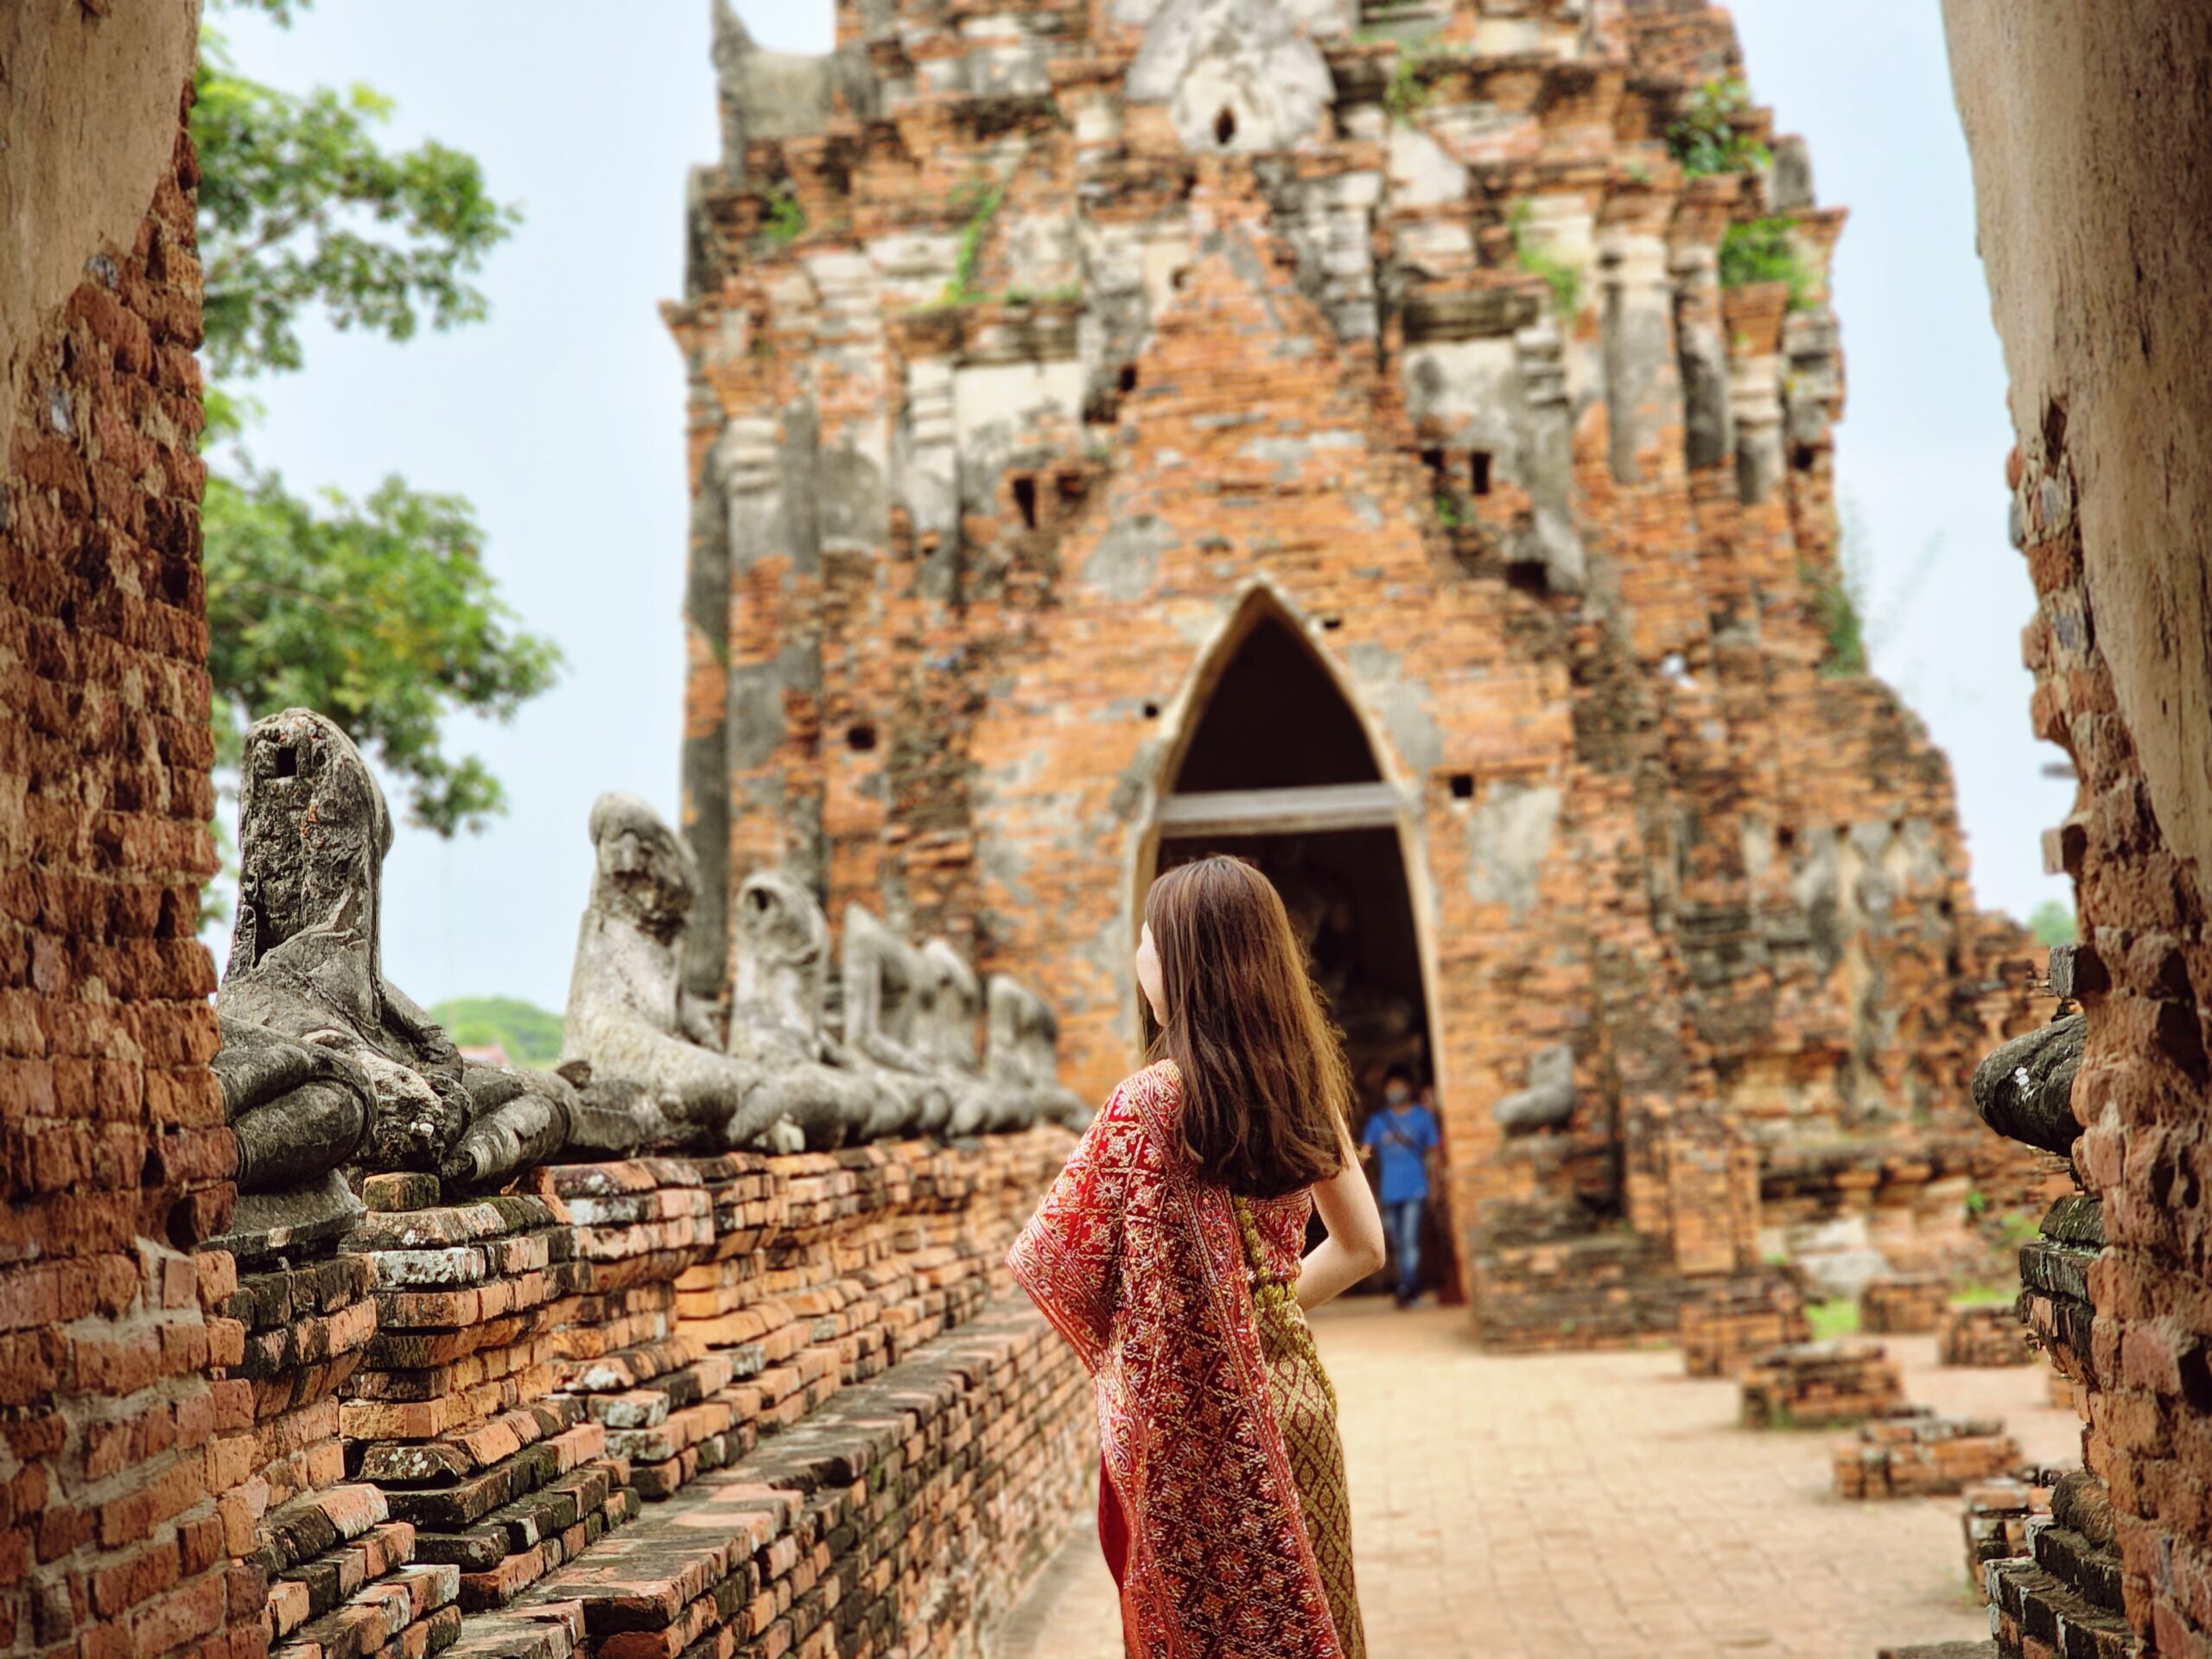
[1143,856,1351,1198]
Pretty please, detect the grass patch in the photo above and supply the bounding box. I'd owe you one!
[1951,1282,2020,1309]
[1807,1298,1860,1340]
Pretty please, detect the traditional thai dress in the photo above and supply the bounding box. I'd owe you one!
[1007,1058,1366,1659]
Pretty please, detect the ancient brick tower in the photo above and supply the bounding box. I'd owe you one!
[668,0,2042,1338]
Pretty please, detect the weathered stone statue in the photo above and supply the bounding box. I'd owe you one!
[985,973,1093,1130]
[918,938,1021,1135]
[216,709,575,1211]
[1494,1043,1576,1135]
[839,905,953,1136]
[728,868,887,1141]
[564,793,847,1152]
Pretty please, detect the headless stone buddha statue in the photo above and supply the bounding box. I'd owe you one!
[985,974,1093,1130]
[918,938,1029,1135]
[728,868,886,1143]
[563,794,847,1152]
[216,709,576,1212]
[839,905,954,1137]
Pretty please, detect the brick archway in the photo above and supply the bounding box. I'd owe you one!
[1132,588,1458,1298]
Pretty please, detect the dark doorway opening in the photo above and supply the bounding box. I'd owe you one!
[1153,606,1453,1300]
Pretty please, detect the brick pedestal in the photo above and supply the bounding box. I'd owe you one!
[1832,1411,2022,1499]
[1860,1274,1951,1334]
[1679,1272,1810,1378]
[1738,1341,1905,1427]
[1938,1304,2037,1369]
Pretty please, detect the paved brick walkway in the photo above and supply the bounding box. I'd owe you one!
[993,1299,2076,1659]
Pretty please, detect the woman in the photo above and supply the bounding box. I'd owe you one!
[1008,856,1387,1658]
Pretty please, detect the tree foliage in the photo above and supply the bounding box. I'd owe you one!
[192,1,557,838]
[2028,899,2077,948]
[194,29,516,380]
[428,997,565,1069]
[204,467,560,832]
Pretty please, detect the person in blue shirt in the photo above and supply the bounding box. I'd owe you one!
[1359,1065,1440,1307]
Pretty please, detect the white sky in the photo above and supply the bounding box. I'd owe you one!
[208,1,2071,1013]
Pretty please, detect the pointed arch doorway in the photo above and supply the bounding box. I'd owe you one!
[1138,599,1454,1300]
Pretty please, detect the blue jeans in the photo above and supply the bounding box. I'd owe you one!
[1382,1197,1424,1299]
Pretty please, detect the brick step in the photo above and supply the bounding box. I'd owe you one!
[341,1365,564,1446]
[411,1459,633,1573]
[356,1398,587,1485]
[561,1336,704,1395]
[565,1355,735,1427]
[269,1521,416,1640]
[227,1255,377,1332]
[346,1198,566,1255]
[452,1483,640,1613]
[489,1307,1063,1657]
[270,1562,461,1659]
[382,1424,608,1532]
[363,1287,584,1371]
[2033,1523,2126,1618]
[1985,1558,2141,1658]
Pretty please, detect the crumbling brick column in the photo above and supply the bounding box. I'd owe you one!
[1945,5,2212,1648]
[0,8,252,1658]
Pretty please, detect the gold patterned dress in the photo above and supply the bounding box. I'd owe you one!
[1235,1191,1367,1659]
[1009,1060,1366,1659]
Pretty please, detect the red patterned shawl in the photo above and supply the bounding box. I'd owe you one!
[1007,1060,1343,1659]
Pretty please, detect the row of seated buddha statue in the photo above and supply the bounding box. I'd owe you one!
[212,709,1090,1240]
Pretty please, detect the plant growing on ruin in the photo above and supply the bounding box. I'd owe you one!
[1433,493,1465,531]
[1669,77,1769,177]
[1509,200,1583,316]
[762,185,807,246]
[1719,216,1812,308]
[941,179,1007,306]
[1807,557,1867,677]
[1384,45,1436,123]
[193,0,561,845]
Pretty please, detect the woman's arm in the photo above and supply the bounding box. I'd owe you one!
[1296,1115,1389,1311]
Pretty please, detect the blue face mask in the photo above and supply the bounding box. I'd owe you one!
[1386,1088,1409,1107]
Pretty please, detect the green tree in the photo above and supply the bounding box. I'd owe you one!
[428,997,565,1069]
[2028,899,2077,947]
[194,3,559,836]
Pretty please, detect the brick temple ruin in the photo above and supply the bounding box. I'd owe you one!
[668,0,2050,1340]
[10,0,2211,1656]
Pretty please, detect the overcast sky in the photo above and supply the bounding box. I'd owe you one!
[209,1,2070,1014]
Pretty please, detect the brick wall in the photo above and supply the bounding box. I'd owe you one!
[213,1131,1089,1659]
[0,36,254,1659]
